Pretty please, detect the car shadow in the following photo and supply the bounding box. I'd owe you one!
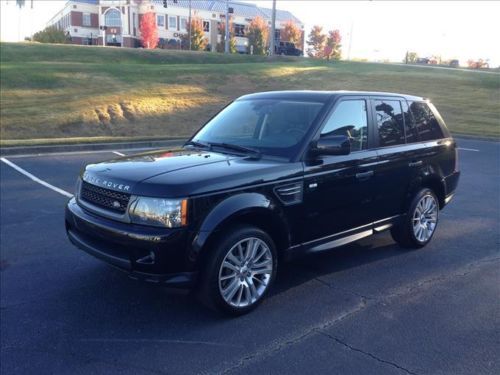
[54,232,406,328]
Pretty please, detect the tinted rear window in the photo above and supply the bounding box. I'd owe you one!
[408,101,444,141]
[375,100,405,147]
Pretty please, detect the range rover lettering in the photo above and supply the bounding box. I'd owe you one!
[65,91,460,315]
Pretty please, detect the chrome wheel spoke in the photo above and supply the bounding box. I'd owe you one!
[220,272,236,281]
[222,261,239,273]
[222,279,240,301]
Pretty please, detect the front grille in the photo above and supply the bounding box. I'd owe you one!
[80,181,131,214]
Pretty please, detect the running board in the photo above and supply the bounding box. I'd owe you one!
[310,229,373,252]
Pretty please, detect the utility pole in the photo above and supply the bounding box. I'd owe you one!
[269,0,276,56]
[188,0,192,50]
[224,0,230,53]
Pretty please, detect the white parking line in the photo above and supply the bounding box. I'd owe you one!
[112,151,125,156]
[0,157,73,198]
[458,147,480,152]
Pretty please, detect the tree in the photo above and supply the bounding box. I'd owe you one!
[404,51,418,64]
[32,26,67,44]
[247,16,268,55]
[217,19,237,53]
[181,17,208,51]
[281,20,301,45]
[16,0,26,8]
[140,12,158,49]
[306,25,326,58]
[324,29,341,61]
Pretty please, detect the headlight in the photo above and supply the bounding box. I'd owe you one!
[129,197,188,228]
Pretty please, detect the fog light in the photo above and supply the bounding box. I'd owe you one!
[137,251,155,265]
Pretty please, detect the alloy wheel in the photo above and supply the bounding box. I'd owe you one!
[412,194,438,242]
[218,237,273,308]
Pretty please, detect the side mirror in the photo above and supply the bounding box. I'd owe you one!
[311,135,351,156]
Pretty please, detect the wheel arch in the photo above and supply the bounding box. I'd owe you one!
[190,193,291,264]
[407,174,446,210]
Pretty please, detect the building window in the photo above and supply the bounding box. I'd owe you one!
[168,16,177,30]
[83,13,91,27]
[234,24,245,37]
[105,8,121,27]
[157,14,165,27]
[180,17,187,31]
[203,21,210,32]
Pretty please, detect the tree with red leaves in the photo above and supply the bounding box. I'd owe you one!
[247,16,268,55]
[281,20,302,46]
[324,29,342,61]
[140,12,158,49]
[306,25,326,58]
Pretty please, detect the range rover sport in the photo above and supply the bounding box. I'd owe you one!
[65,91,460,315]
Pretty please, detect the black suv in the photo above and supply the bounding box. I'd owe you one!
[65,91,460,314]
[275,41,302,56]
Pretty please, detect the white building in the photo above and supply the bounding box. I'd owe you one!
[47,0,304,53]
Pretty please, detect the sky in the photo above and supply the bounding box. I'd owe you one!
[1,0,499,66]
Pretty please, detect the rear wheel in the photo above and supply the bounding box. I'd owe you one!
[391,188,439,248]
[199,225,277,315]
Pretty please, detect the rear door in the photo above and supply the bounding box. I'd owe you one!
[408,100,456,182]
[371,97,429,220]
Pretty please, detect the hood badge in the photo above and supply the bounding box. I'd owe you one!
[112,201,121,209]
[83,172,131,192]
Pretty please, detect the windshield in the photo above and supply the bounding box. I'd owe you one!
[191,99,325,158]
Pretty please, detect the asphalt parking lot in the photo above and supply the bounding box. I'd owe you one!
[1,138,499,375]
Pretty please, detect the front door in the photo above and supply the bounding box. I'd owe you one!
[302,98,379,244]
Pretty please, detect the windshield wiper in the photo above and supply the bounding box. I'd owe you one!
[184,140,211,149]
[207,142,262,158]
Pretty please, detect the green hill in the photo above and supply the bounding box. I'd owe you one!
[1,42,498,144]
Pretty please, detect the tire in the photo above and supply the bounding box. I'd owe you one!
[391,188,439,249]
[198,225,278,315]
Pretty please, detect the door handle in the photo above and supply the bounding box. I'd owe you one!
[408,160,423,167]
[356,170,374,180]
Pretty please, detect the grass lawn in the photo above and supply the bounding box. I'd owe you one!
[1,42,499,145]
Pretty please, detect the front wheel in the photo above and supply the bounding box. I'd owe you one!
[391,188,439,248]
[199,225,277,315]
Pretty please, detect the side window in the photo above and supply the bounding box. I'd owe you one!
[402,100,418,143]
[409,101,444,141]
[321,99,368,151]
[374,100,405,147]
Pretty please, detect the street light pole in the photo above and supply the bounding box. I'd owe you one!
[269,0,276,56]
[225,0,229,53]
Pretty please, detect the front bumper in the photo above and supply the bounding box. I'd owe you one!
[65,198,197,288]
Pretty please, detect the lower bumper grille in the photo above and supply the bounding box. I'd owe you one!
[80,181,130,213]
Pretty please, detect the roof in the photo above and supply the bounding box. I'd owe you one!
[237,91,426,102]
[152,0,302,24]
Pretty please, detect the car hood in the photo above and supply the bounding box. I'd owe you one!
[82,148,302,197]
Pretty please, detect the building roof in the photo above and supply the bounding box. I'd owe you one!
[152,0,302,24]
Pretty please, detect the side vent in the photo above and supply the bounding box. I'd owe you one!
[274,182,303,206]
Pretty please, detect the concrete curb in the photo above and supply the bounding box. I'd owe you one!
[0,138,187,157]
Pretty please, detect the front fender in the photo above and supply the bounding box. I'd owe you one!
[189,192,287,262]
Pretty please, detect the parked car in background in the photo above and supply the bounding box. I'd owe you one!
[275,41,303,56]
[65,91,460,315]
[449,59,460,68]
